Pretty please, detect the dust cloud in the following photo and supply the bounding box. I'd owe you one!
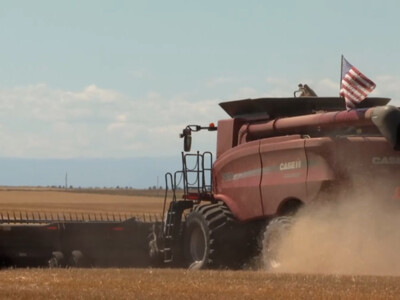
[261,191,400,275]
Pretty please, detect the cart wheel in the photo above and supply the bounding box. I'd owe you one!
[48,251,64,268]
[70,250,85,267]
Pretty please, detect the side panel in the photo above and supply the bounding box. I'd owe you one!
[333,136,400,200]
[305,137,336,201]
[213,140,263,221]
[216,119,245,158]
[260,136,307,216]
[305,136,400,203]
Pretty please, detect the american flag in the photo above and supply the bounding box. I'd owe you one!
[340,56,376,109]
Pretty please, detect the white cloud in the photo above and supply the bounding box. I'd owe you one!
[71,84,119,103]
[0,84,225,158]
[1,76,399,159]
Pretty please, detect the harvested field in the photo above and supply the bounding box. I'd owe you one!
[1,188,400,299]
[1,268,400,300]
[0,188,165,220]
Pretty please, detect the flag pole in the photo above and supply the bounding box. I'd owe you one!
[340,55,344,92]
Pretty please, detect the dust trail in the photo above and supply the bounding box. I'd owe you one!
[262,193,400,275]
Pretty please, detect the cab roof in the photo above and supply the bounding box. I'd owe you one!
[219,97,390,120]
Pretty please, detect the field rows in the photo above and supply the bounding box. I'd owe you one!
[0,190,165,216]
[1,268,399,300]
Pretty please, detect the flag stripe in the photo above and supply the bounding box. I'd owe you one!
[341,81,366,103]
[349,67,376,87]
[341,89,361,104]
[348,69,375,91]
[342,76,368,98]
[340,56,376,110]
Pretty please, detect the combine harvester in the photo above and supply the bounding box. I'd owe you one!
[1,85,400,269]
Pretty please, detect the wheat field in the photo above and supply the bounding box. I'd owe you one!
[0,188,165,222]
[0,188,399,299]
[1,269,400,300]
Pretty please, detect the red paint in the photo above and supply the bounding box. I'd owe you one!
[112,227,124,231]
[212,100,400,221]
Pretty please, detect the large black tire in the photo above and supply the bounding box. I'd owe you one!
[183,203,236,269]
[262,216,293,270]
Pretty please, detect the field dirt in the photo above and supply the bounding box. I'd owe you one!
[1,268,400,300]
[1,188,400,299]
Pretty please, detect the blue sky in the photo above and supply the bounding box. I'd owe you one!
[1,0,400,161]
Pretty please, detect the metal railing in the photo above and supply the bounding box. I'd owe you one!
[0,211,162,224]
[181,151,213,201]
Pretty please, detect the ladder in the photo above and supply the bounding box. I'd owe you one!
[181,151,213,201]
[161,152,213,263]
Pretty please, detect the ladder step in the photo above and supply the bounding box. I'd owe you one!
[164,247,173,262]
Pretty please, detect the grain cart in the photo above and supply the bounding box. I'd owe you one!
[149,92,400,269]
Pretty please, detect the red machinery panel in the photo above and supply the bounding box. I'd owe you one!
[259,136,307,216]
[213,140,263,221]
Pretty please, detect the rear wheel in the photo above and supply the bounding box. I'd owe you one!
[262,216,293,270]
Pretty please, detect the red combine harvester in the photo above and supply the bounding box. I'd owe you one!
[1,86,400,269]
[149,89,400,269]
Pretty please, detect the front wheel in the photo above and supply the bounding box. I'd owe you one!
[183,204,233,269]
[148,223,163,266]
[184,211,209,269]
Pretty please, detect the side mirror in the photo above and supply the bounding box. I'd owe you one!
[180,127,192,152]
[179,124,217,152]
[184,134,192,152]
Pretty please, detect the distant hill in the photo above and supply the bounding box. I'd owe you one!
[0,156,181,189]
